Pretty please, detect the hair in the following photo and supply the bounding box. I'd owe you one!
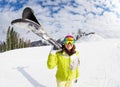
[61,44,76,56]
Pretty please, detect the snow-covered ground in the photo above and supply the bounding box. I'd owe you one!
[0,37,120,87]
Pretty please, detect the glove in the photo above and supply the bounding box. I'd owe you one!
[50,46,55,54]
[74,79,78,83]
[50,46,61,54]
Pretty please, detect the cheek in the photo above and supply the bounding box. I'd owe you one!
[65,44,73,49]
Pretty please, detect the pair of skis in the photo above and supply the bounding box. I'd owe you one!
[11,7,61,50]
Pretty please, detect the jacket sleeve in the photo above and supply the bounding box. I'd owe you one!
[76,67,79,78]
[47,52,57,69]
[76,51,80,65]
[76,51,80,78]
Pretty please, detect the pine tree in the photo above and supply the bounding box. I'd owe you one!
[0,26,31,52]
[6,27,11,50]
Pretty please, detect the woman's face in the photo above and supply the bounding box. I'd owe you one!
[64,43,73,51]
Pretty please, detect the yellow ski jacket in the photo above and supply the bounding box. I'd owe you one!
[47,50,80,81]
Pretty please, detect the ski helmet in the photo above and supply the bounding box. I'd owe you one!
[63,35,75,44]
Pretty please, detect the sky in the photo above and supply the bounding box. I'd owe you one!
[0,0,120,41]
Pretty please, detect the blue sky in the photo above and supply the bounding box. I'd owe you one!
[0,0,120,17]
[0,0,120,41]
[0,0,28,11]
[0,0,120,20]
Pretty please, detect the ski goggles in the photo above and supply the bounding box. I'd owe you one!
[63,37,75,44]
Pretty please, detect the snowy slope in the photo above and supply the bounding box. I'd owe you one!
[76,39,120,87]
[0,39,120,87]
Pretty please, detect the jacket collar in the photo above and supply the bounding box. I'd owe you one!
[61,51,69,56]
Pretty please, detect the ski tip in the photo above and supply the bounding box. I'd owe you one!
[23,7,34,14]
[11,19,23,25]
[22,7,40,25]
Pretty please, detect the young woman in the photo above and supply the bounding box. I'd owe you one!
[47,35,80,87]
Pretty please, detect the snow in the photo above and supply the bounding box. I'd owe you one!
[76,39,120,87]
[0,38,120,87]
